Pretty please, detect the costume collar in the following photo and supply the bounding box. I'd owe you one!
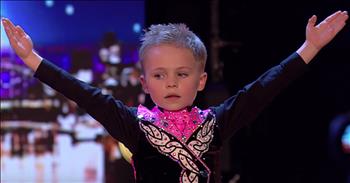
[137,105,210,141]
[136,105,209,122]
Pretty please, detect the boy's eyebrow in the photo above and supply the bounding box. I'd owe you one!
[150,67,166,72]
[176,66,192,70]
[151,66,193,71]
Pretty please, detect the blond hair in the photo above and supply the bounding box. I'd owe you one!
[139,23,207,72]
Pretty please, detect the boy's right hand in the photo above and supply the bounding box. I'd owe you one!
[2,18,42,71]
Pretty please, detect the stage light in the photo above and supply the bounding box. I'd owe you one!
[342,125,350,154]
[45,0,54,8]
[133,23,141,33]
[329,112,350,167]
[65,4,74,16]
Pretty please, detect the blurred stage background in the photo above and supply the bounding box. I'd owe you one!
[1,0,349,183]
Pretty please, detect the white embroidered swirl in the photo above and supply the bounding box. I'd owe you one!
[139,116,216,183]
[181,170,199,183]
[188,118,215,157]
[140,122,200,183]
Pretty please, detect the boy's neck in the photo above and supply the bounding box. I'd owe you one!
[157,105,193,113]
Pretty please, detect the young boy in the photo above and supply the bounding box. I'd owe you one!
[1,10,348,183]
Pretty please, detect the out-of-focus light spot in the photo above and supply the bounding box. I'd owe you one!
[342,125,350,153]
[1,72,10,83]
[133,23,141,33]
[1,23,10,48]
[45,0,54,8]
[65,4,74,16]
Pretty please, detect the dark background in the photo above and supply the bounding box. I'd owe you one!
[146,0,350,182]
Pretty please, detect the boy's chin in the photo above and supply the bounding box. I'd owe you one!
[161,105,188,112]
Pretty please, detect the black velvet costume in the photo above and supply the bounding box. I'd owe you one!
[34,52,307,183]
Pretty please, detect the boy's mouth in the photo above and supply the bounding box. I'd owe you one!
[165,94,180,99]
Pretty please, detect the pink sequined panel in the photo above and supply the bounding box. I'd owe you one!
[137,105,210,141]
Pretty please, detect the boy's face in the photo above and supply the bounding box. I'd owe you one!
[140,44,207,111]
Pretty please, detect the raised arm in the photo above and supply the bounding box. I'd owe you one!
[216,10,348,141]
[297,10,348,63]
[1,17,140,153]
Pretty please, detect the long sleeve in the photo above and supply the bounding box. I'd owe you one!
[34,59,140,153]
[213,52,308,141]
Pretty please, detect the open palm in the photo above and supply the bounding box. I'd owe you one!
[306,11,348,50]
[2,18,33,60]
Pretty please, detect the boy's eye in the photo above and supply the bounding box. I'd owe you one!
[153,73,165,79]
[178,73,189,78]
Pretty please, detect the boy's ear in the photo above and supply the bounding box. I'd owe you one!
[197,72,207,91]
[139,75,149,94]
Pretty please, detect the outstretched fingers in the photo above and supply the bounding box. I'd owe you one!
[16,25,26,37]
[324,10,342,24]
[311,10,349,37]
[331,11,348,32]
[2,18,28,41]
[2,18,18,44]
[2,18,16,34]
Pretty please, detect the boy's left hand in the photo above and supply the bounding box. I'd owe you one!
[306,10,348,51]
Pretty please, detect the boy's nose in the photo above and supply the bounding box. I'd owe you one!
[167,83,177,88]
[166,78,178,88]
